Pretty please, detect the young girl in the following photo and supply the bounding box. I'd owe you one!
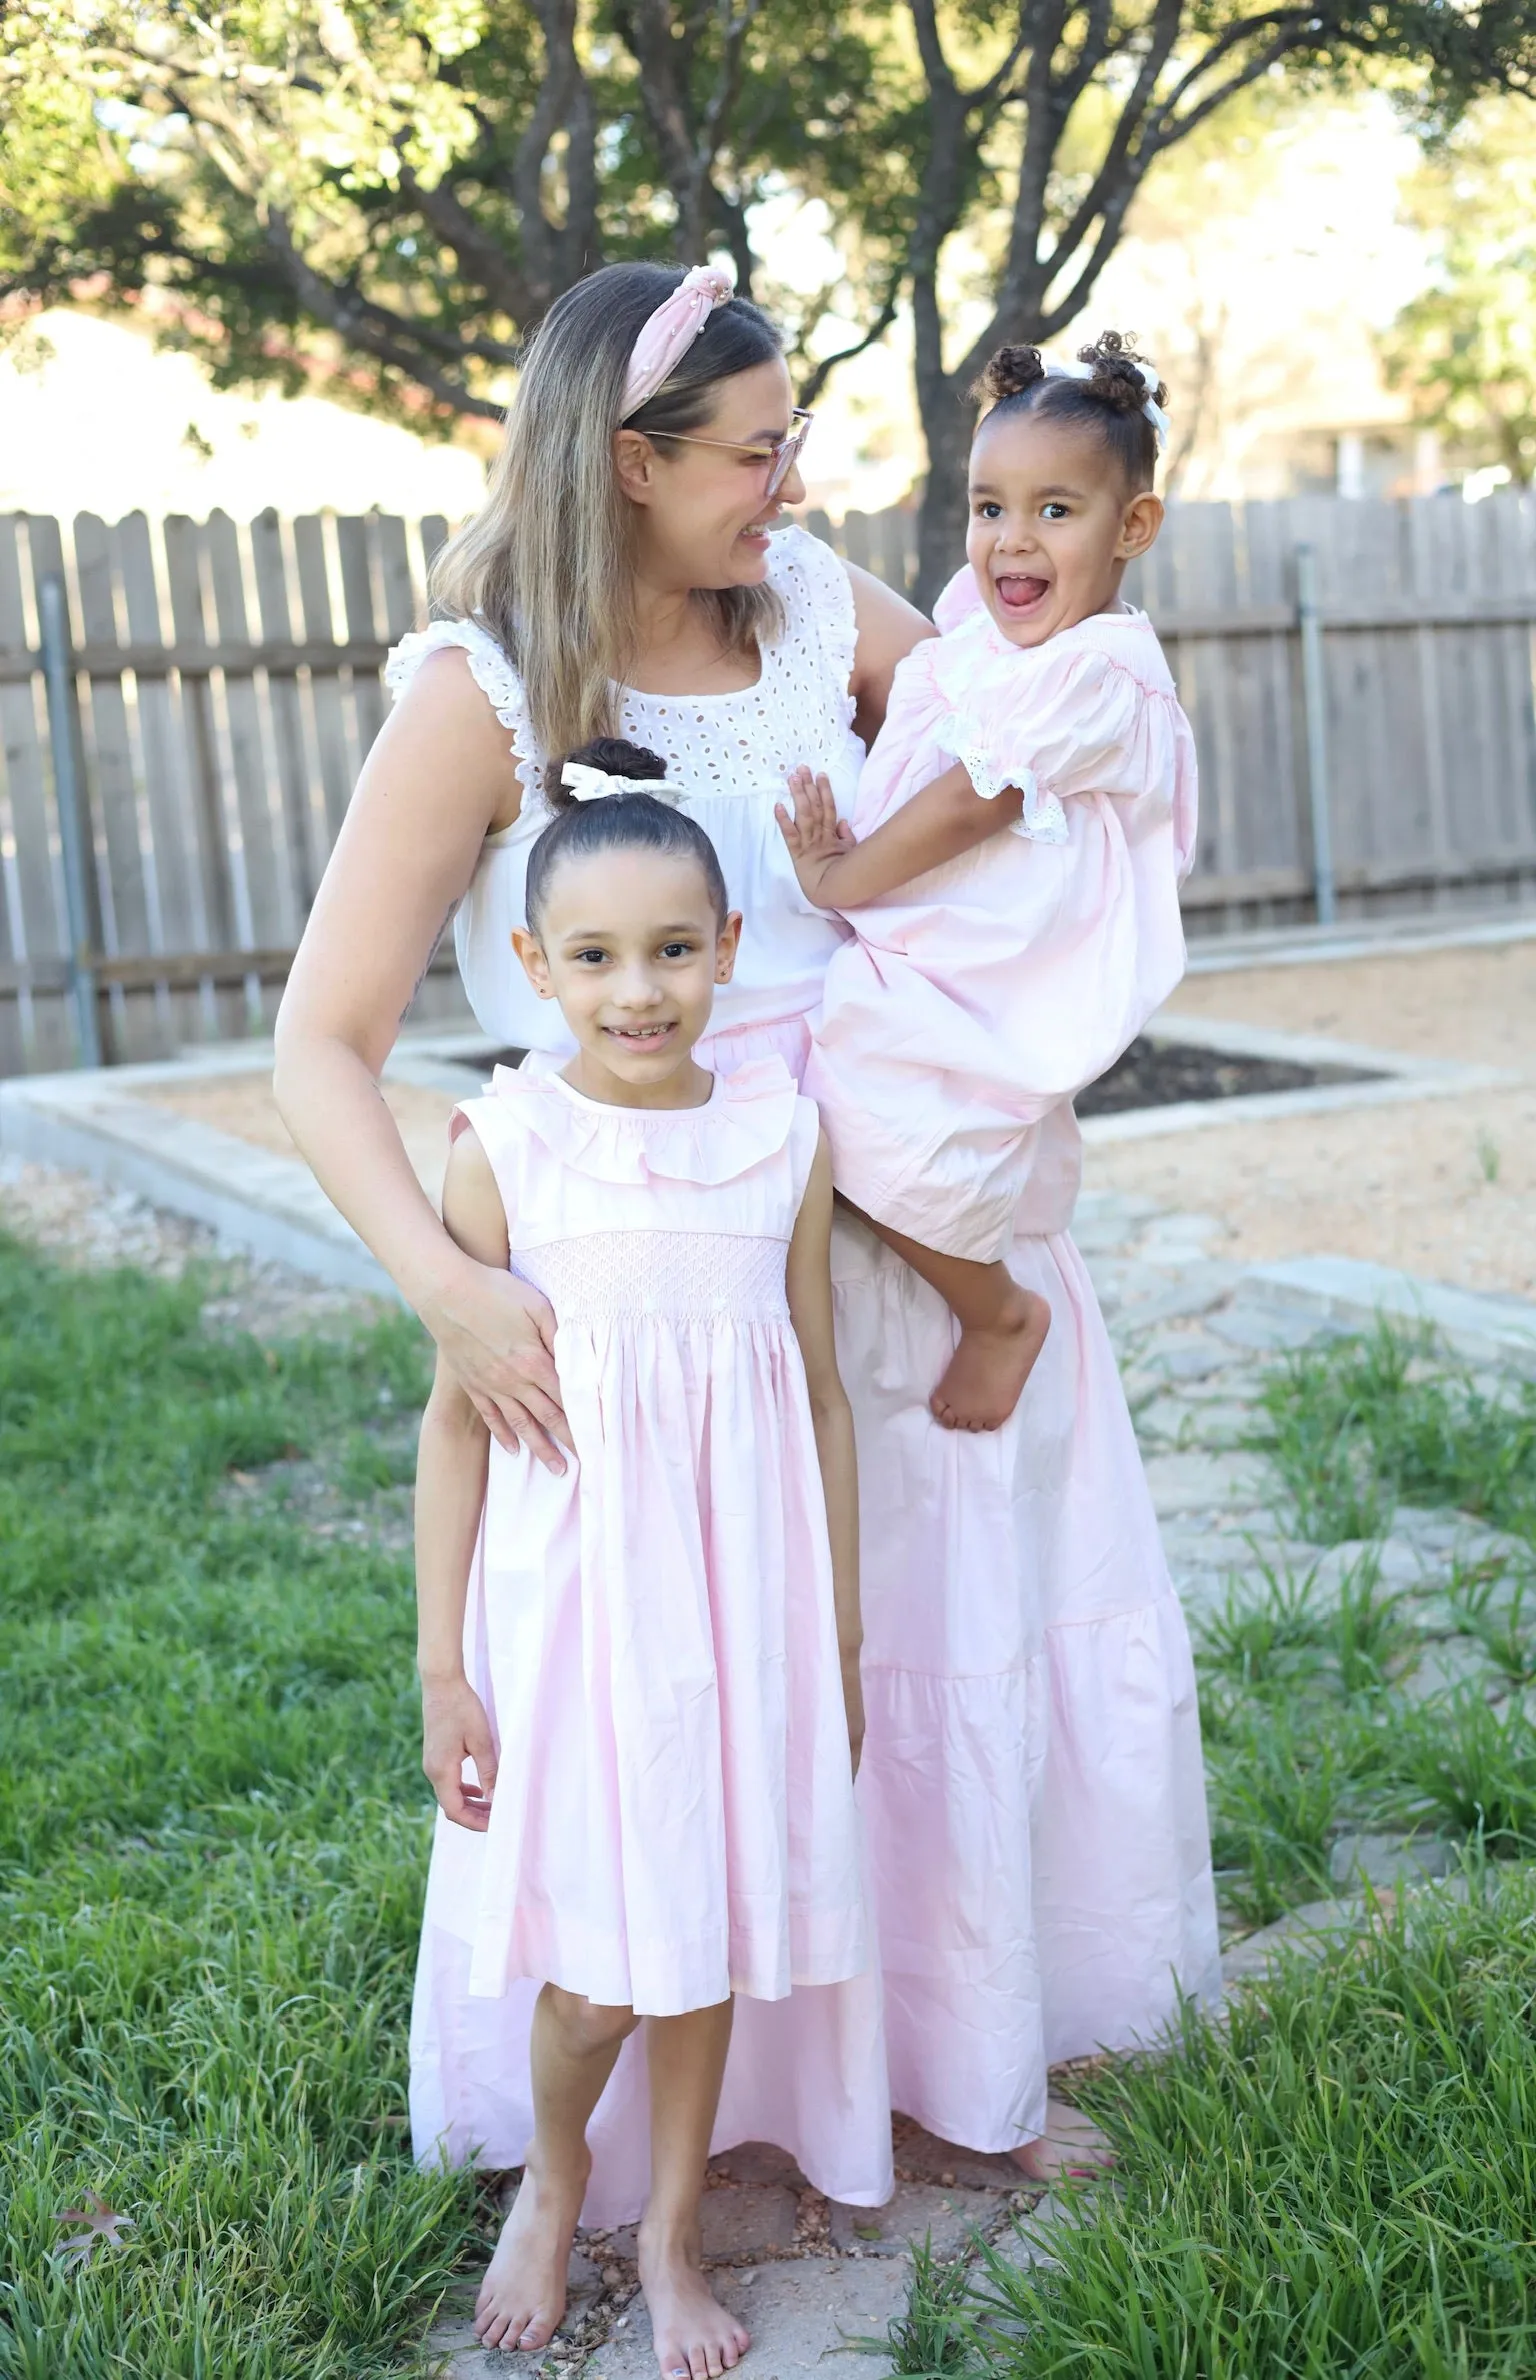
[413,737,867,2376]
[778,334,1197,1434]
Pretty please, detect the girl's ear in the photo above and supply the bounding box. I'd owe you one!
[513,926,555,998]
[1117,490,1164,562]
[714,911,744,986]
[613,428,661,508]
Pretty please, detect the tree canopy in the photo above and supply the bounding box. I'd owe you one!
[0,0,893,423]
[1381,96,1536,485]
[4,0,1535,586]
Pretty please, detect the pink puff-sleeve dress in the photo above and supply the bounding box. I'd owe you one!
[806,591,1197,1262]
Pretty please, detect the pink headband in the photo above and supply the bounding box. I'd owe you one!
[621,264,734,420]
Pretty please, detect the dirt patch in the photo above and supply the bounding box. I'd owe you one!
[1165,937,1536,1068]
[1100,938,1536,1300]
[1086,1079,1536,1300]
[125,1073,460,1202]
[1078,1036,1376,1117]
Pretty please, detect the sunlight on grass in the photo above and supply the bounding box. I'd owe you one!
[0,1233,476,2378]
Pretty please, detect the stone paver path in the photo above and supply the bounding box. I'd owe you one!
[429,1187,1536,2377]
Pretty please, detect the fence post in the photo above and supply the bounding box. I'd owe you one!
[37,574,102,1067]
[1294,542,1337,927]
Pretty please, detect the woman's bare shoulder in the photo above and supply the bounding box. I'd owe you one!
[846,561,936,665]
[371,640,527,832]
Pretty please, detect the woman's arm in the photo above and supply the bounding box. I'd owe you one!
[785,1131,863,1774]
[777,760,1026,909]
[272,647,571,1470]
[845,563,936,748]
[415,1128,507,1830]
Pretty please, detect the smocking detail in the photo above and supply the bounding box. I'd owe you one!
[515,1230,791,1323]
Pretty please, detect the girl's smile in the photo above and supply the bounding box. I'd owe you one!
[513,846,742,1110]
[966,412,1163,649]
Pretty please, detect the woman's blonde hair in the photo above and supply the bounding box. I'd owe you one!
[431,264,786,759]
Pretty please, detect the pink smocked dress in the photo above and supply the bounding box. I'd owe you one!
[415,1050,891,2212]
[390,526,1219,2223]
[807,594,1197,1262]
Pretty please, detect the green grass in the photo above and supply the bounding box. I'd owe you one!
[887,1326,1536,2376]
[912,1870,1536,2379]
[1191,1330,1536,1928]
[1253,1323,1536,1550]
[0,1233,476,2377]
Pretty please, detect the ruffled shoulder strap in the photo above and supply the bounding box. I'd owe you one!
[768,526,857,720]
[385,617,539,782]
[486,1052,802,1189]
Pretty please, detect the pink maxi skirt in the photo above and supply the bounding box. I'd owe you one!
[408,1013,1220,2222]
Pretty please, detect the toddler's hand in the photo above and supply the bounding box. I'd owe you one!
[420,1674,497,1830]
[775,767,856,906]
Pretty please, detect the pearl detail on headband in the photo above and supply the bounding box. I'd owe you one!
[621,265,735,420]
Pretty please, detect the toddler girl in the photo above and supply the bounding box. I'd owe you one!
[415,738,866,2374]
[778,333,1197,1432]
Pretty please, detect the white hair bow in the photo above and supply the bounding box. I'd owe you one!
[561,761,686,806]
[1044,354,1169,453]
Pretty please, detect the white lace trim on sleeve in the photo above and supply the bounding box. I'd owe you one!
[385,617,530,746]
[952,735,1070,846]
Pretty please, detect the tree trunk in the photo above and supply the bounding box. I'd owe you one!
[913,369,975,613]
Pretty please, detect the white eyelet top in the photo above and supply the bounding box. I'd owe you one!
[385,527,867,1052]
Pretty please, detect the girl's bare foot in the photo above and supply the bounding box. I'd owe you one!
[638,2221,751,2380]
[1009,2096,1116,2184]
[931,1284,1049,1431]
[474,2151,589,2352]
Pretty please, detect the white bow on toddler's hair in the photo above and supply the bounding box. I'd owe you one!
[561,761,686,805]
[1044,355,1170,453]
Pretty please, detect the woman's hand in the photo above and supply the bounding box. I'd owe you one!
[775,767,857,907]
[421,1671,498,1830]
[419,1254,573,1471]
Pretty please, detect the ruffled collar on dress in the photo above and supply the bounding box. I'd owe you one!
[490,1050,801,1187]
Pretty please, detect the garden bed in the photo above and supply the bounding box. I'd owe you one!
[1076,1034,1377,1117]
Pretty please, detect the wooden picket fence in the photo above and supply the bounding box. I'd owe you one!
[2,495,1535,1073]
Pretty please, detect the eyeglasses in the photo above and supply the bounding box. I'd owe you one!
[646,408,812,499]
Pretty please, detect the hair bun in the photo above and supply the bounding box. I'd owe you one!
[1075,330,1168,416]
[544,735,670,808]
[972,345,1045,407]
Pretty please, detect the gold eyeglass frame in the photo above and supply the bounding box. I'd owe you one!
[644,408,813,499]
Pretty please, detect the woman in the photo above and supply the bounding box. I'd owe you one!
[274,261,1218,2234]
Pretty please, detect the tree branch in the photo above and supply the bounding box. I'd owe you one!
[797,276,903,405]
[397,167,536,322]
[262,209,505,416]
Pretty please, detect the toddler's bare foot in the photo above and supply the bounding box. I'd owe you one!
[1009,2096,1116,2184]
[638,2221,751,2380]
[931,1284,1050,1431]
[474,2151,588,2352]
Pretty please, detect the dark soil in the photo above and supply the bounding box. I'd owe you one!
[1077,1036,1379,1118]
[472,1037,1380,1119]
